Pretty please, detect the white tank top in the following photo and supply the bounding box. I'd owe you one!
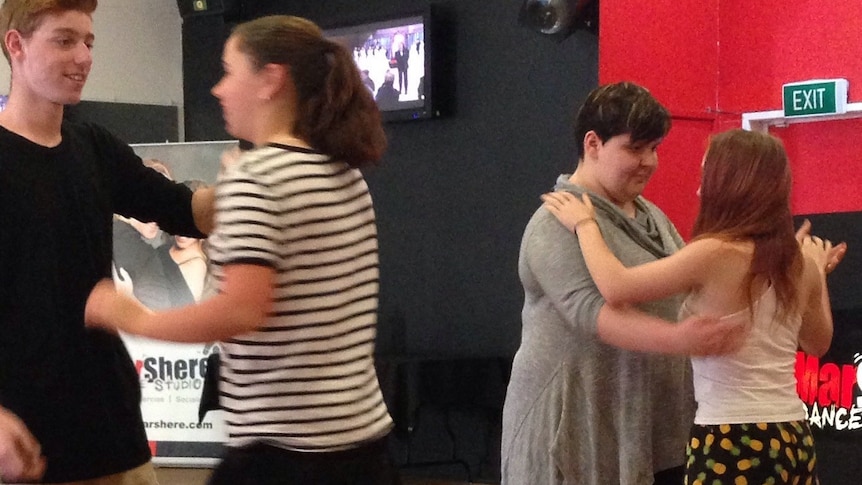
[681,287,806,424]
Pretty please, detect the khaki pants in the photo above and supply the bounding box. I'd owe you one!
[49,462,159,485]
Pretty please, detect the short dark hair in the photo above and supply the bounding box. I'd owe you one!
[573,82,671,160]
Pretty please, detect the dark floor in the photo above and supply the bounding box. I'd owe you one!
[154,467,491,485]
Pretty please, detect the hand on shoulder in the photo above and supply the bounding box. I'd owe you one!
[541,191,597,233]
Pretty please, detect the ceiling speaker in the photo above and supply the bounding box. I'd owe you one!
[519,0,599,41]
[177,0,225,19]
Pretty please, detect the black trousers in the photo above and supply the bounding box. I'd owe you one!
[207,437,402,485]
[653,465,684,485]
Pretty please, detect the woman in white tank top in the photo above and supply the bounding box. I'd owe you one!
[542,129,843,485]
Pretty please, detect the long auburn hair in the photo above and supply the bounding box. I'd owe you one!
[692,129,802,320]
[232,15,386,168]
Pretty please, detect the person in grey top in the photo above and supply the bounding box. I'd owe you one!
[501,82,744,485]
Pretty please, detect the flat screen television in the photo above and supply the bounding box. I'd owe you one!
[324,7,452,122]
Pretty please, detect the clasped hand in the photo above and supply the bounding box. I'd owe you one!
[0,406,45,483]
[795,219,847,274]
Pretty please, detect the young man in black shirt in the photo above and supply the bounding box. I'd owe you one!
[0,1,215,482]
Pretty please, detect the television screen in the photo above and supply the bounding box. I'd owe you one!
[325,11,439,122]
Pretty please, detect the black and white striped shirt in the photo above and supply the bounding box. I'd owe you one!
[209,144,392,451]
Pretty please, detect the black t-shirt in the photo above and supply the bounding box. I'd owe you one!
[0,121,202,482]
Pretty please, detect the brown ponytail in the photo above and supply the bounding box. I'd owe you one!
[232,16,386,168]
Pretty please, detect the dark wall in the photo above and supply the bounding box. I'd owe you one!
[182,14,232,142]
[181,0,599,358]
[64,101,179,144]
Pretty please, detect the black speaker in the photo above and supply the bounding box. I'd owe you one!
[177,0,225,19]
[519,0,599,41]
[178,0,244,23]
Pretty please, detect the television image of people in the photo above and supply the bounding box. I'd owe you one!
[326,15,427,120]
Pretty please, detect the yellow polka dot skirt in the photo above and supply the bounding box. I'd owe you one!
[684,420,819,485]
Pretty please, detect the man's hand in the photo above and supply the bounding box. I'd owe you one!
[0,407,45,483]
[85,278,152,335]
[675,313,747,356]
[192,186,216,236]
[796,219,847,274]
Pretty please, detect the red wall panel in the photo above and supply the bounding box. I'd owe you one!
[774,119,862,215]
[641,118,713,238]
[716,1,862,218]
[599,0,720,235]
[601,0,862,232]
[599,0,719,115]
[718,1,862,112]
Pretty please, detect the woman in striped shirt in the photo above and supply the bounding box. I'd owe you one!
[86,15,398,485]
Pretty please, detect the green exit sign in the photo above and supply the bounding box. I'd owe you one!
[783,79,848,117]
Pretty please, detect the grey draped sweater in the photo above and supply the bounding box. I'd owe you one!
[501,175,694,485]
